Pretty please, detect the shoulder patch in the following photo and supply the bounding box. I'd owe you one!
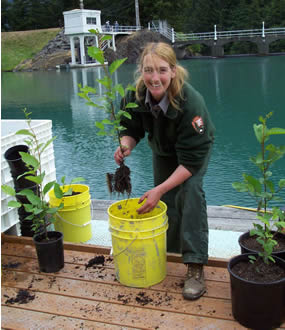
[192,116,205,134]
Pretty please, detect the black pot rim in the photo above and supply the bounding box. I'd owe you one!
[33,231,63,245]
[4,144,29,161]
[228,253,285,286]
[238,230,285,256]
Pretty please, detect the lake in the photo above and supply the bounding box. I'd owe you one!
[2,55,285,207]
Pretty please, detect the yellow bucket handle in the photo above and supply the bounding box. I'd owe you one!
[55,212,91,228]
[111,236,138,258]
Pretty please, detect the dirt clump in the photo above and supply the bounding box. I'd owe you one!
[85,255,105,269]
[5,289,35,305]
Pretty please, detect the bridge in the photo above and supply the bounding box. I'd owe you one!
[149,21,285,57]
[63,7,285,67]
[100,21,285,57]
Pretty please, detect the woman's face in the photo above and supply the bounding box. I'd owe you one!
[142,54,176,102]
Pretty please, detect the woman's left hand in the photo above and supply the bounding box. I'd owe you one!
[137,187,163,214]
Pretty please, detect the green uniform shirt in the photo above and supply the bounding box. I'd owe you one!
[120,82,215,175]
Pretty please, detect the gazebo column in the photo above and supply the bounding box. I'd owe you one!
[112,34,116,51]
[79,35,86,64]
[69,36,76,65]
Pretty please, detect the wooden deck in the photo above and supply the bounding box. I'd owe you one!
[2,235,285,330]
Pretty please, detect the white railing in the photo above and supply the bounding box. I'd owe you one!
[150,21,174,42]
[101,25,142,33]
[174,27,285,42]
[149,21,285,42]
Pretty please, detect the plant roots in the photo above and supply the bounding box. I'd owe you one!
[106,162,132,196]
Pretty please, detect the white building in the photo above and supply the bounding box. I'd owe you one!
[63,9,102,66]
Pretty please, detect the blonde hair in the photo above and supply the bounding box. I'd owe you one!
[135,42,188,110]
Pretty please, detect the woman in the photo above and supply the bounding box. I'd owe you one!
[114,42,215,300]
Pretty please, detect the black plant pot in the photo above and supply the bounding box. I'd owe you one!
[228,253,285,330]
[239,231,285,260]
[4,145,30,177]
[20,219,34,237]
[4,145,38,190]
[16,184,39,237]
[33,231,64,273]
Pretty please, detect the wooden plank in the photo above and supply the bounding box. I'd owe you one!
[1,306,137,329]
[2,247,230,282]
[1,235,229,268]
[2,260,231,300]
[2,256,230,299]
[2,287,245,329]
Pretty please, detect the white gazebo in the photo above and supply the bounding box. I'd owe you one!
[63,8,102,67]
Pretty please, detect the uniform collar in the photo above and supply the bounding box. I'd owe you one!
[145,89,169,117]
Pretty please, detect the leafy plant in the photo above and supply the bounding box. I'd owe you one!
[1,109,84,237]
[232,112,285,264]
[78,29,138,195]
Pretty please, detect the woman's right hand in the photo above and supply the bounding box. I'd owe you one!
[114,145,131,165]
[114,136,137,165]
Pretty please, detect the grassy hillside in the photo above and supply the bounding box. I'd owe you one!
[1,28,61,71]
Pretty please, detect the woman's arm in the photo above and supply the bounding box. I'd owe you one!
[137,164,192,214]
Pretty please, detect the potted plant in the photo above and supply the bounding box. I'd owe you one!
[48,176,92,243]
[1,109,85,272]
[78,29,138,196]
[228,112,285,329]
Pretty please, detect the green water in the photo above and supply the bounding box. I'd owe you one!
[2,56,285,207]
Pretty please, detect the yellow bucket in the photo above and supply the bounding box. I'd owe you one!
[108,198,168,288]
[49,184,92,243]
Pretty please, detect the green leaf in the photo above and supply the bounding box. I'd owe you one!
[126,84,136,92]
[113,84,125,97]
[95,121,105,129]
[19,152,39,169]
[71,177,85,184]
[41,137,56,154]
[43,181,55,195]
[97,130,107,136]
[88,46,104,64]
[15,129,34,137]
[8,201,21,208]
[279,179,285,188]
[64,187,73,196]
[88,29,98,35]
[109,58,127,74]
[267,127,285,135]
[125,102,138,108]
[117,125,127,131]
[232,182,248,192]
[27,172,45,184]
[18,189,41,205]
[1,184,16,196]
[79,86,97,94]
[97,76,111,88]
[244,174,262,193]
[101,119,113,125]
[46,206,62,214]
[118,110,132,120]
[54,183,64,199]
[101,35,112,41]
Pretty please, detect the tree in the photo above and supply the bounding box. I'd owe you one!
[1,0,11,31]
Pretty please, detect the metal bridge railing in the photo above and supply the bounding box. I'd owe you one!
[174,27,285,42]
[102,25,142,33]
[149,21,174,42]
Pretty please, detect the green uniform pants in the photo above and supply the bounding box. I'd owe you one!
[152,152,211,264]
